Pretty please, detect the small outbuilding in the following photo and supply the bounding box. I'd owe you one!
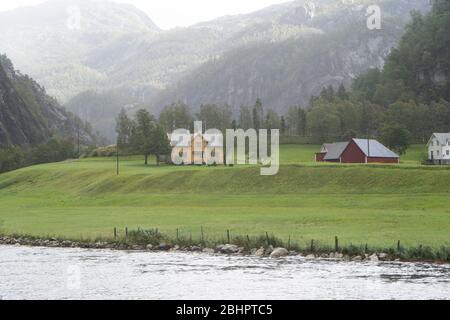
[316,138,399,164]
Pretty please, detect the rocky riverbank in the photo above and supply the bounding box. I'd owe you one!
[0,235,413,263]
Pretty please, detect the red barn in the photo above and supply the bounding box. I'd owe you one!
[315,143,331,162]
[316,139,399,164]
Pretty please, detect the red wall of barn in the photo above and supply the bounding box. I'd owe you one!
[315,153,326,162]
[367,157,399,164]
[340,140,366,163]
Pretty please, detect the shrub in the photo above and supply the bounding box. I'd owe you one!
[0,147,25,173]
[89,145,117,157]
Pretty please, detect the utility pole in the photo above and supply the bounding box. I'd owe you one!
[77,122,80,157]
[116,137,119,176]
[366,109,370,163]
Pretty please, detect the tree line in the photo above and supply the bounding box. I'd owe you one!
[0,138,77,174]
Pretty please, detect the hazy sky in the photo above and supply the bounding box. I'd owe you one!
[0,0,290,29]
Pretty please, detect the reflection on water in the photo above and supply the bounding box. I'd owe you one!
[0,245,449,300]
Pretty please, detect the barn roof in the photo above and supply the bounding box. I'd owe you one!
[352,139,399,158]
[323,142,349,160]
[320,143,332,153]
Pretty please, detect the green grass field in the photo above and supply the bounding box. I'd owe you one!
[0,144,449,249]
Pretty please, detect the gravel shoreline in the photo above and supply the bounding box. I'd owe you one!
[2,235,447,264]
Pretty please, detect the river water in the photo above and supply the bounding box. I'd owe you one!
[0,245,449,300]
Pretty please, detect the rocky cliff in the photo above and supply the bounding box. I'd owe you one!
[0,55,96,147]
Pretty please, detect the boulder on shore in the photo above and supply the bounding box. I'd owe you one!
[270,248,289,258]
[369,254,379,262]
[378,253,389,260]
[202,248,215,254]
[265,245,274,255]
[158,243,170,251]
[218,244,239,254]
[254,247,265,257]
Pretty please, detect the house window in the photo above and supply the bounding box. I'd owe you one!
[447,150,450,156]
[437,140,440,146]
[431,141,433,146]
[437,150,440,156]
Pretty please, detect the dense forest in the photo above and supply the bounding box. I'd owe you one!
[306,0,449,144]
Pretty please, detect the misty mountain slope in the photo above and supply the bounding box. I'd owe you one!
[153,0,431,114]
[0,0,160,102]
[88,0,353,97]
[0,55,95,147]
[65,90,142,139]
[79,0,429,139]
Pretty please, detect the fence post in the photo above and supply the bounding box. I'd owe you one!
[266,232,270,246]
[335,236,339,252]
[114,227,117,239]
[227,230,230,243]
[397,240,401,251]
[201,226,204,243]
[176,229,179,242]
[310,239,314,252]
[125,227,128,238]
[288,235,291,250]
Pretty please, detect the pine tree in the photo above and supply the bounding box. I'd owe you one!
[130,109,156,165]
[150,124,172,166]
[115,108,132,150]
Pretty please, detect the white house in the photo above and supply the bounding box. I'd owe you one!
[427,133,450,165]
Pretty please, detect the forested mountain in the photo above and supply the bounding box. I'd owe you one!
[153,0,431,115]
[302,0,450,146]
[353,0,450,105]
[0,55,96,148]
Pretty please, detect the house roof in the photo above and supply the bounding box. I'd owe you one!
[323,142,349,160]
[428,133,450,146]
[167,132,224,147]
[203,132,224,147]
[319,143,332,153]
[352,139,399,158]
[167,132,191,147]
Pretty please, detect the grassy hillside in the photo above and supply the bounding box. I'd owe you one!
[0,145,448,249]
